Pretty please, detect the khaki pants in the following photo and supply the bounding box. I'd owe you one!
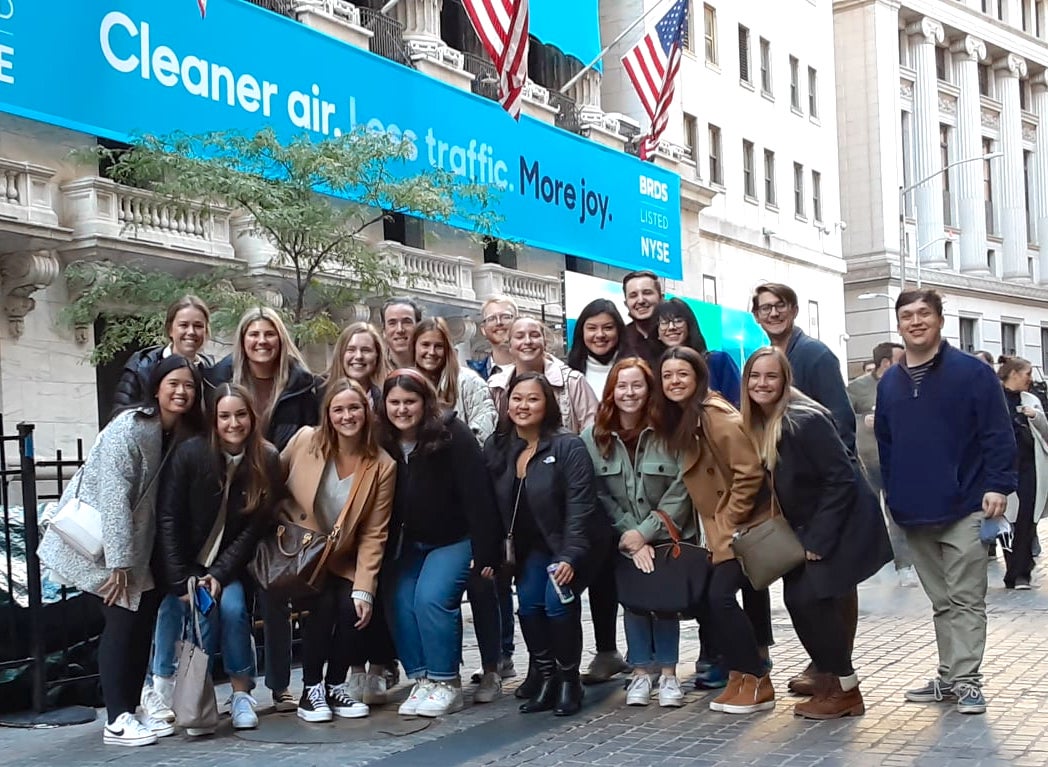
[904,511,988,686]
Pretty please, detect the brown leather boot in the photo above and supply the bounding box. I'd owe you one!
[720,673,775,714]
[788,663,816,696]
[708,671,743,712]
[793,673,865,720]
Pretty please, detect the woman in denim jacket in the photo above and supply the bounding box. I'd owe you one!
[580,357,695,709]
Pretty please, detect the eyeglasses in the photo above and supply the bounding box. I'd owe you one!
[658,317,686,329]
[481,312,516,326]
[756,301,789,318]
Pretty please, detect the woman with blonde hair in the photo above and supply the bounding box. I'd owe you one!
[740,347,890,719]
[412,317,497,444]
[281,378,397,721]
[206,306,320,713]
[325,322,388,408]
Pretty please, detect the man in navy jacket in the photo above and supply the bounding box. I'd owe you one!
[875,289,1016,715]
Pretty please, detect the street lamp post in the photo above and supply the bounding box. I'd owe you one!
[899,151,1002,291]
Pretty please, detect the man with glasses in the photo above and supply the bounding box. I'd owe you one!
[382,297,423,369]
[751,282,854,452]
[875,289,1015,715]
[478,296,518,380]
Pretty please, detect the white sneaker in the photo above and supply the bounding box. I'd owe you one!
[136,712,174,738]
[140,684,175,724]
[658,675,685,707]
[398,680,435,716]
[415,681,464,718]
[185,726,216,737]
[231,691,259,729]
[363,672,388,705]
[346,672,367,702]
[326,683,369,719]
[626,674,652,706]
[474,671,502,703]
[103,712,158,747]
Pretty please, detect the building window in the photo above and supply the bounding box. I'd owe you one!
[898,29,909,67]
[743,139,756,199]
[978,63,992,97]
[1026,149,1035,243]
[808,301,821,340]
[708,124,723,185]
[704,4,718,64]
[738,25,751,84]
[703,274,718,304]
[1002,322,1019,356]
[812,170,822,222]
[794,162,805,217]
[790,56,800,110]
[1038,0,1044,38]
[935,46,948,82]
[1042,327,1048,371]
[984,137,996,234]
[944,239,955,269]
[807,66,818,117]
[940,124,952,226]
[760,38,772,95]
[764,149,776,206]
[684,114,699,164]
[960,317,977,353]
[1023,0,1030,30]
[988,248,998,274]
[901,112,914,216]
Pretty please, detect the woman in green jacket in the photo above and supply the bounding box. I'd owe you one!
[581,357,696,709]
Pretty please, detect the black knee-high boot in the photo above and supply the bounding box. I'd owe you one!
[517,613,557,712]
[550,614,584,716]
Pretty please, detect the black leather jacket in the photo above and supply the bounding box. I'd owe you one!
[112,345,214,418]
[155,435,282,593]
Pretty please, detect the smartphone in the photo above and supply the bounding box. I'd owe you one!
[546,564,575,604]
[195,584,215,615]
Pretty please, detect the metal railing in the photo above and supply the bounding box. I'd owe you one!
[548,90,582,135]
[359,7,415,68]
[462,51,500,101]
[244,0,297,17]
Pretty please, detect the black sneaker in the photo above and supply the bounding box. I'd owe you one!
[297,682,334,722]
[326,683,369,719]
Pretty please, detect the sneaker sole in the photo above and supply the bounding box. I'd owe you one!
[332,707,369,719]
[273,701,298,712]
[232,718,259,729]
[626,698,651,706]
[659,697,685,708]
[904,694,956,703]
[148,725,175,738]
[185,728,216,737]
[720,701,776,714]
[397,704,420,716]
[709,700,728,712]
[103,735,157,747]
[415,702,464,718]
[958,704,987,714]
[794,704,866,719]
[297,709,334,723]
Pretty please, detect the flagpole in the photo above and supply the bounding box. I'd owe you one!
[380,0,401,13]
[558,0,672,95]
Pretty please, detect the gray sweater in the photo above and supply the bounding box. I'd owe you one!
[38,408,165,611]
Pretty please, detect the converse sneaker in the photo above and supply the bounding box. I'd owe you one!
[904,678,956,703]
[625,674,652,706]
[398,680,435,716]
[272,688,297,712]
[327,683,369,719]
[954,683,987,715]
[103,712,158,747]
[140,680,175,724]
[231,691,259,729]
[658,675,685,708]
[415,681,464,718]
[136,713,174,738]
[363,672,388,705]
[474,671,502,703]
[297,682,334,722]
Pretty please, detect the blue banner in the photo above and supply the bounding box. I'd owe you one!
[532,0,602,70]
[0,0,682,279]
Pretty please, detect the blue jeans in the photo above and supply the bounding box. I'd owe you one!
[386,538,472,681]
[516,550,576,619]
[152,581,257,682]
[151,594,184,678]
[623,611,680,669]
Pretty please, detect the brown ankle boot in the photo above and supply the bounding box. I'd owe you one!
[709,671,743,712]
[788,662,816,696]
[793,674,865,720]
[721,673,775,714]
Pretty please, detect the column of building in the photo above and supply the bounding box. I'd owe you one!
[995,53,1030,280]
[950,35,990,273]
[1032,72,1048,284]
[397,0,441,41]
[907,18,947,267]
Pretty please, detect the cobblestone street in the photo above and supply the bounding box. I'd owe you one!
[2,553,1047,767]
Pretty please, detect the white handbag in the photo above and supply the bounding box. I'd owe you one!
[50,488,104,562]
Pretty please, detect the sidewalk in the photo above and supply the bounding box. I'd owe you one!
[2,554,1047,767]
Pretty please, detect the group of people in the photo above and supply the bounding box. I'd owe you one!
[35,270,1021,749]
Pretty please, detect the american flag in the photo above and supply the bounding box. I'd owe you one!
[621,0,689,160]
[464,0,530,119]
[198,0,207,18]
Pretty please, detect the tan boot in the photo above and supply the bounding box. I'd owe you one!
[793,673,865,720]
[708,671,743,712]
[721,673,775,714]
[788,662,816,696]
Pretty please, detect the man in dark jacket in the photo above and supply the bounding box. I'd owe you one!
[875,289,1016,716]
[751,283,855,453]
[618,270,663,369]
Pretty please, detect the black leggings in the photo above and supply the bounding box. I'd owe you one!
[1004,459,1037,584]
[587,541,620,653]
[785,594,854,677]
[297,577,365,687]
[704,560,762,676]
[98,589,161,724]
[345,585,397,668]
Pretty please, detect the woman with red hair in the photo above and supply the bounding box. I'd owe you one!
[581,357,695,708]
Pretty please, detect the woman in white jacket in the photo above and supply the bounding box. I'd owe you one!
[999,357,1048,589]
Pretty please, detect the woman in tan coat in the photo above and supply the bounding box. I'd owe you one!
[652,346,773,715]
[280,379,396,723]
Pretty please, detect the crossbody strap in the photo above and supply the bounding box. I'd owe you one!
[699,409,782,520]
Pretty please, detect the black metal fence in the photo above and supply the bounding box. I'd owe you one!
[463,51,500,101]
[359,8,416,68]
[244,0,296,17]
[0,420,92,714]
